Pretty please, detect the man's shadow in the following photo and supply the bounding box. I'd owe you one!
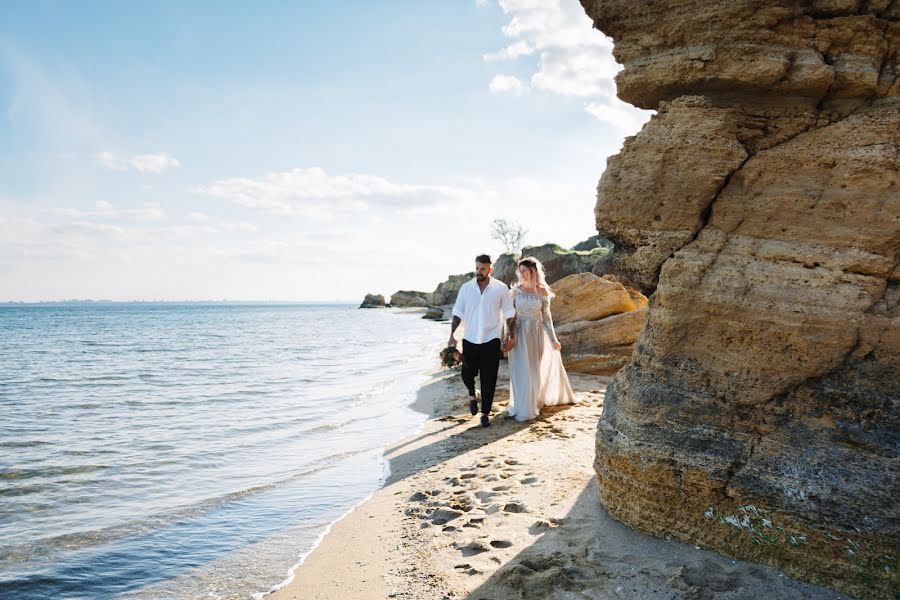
[383,363,576,486]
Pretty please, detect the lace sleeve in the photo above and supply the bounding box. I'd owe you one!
[541,295,558,344]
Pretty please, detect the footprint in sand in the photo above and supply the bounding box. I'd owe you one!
[503,502,527,513]
[455,540,490,557]
[453,563,481,575]
[490,540,513,549]
[460,472,478,480]
[520,477,539,485]
[475,490,497,503]
[431,507,464,525]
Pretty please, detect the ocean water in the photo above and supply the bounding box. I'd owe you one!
[0,304,446,599]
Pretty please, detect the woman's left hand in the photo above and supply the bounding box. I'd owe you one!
[552,341,561,351]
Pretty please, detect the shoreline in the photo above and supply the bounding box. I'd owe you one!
[263,365,849,600]
[260,362,442,599]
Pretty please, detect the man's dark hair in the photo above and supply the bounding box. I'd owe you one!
[475,254,492,265]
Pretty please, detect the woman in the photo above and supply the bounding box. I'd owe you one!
[505,257,575,421]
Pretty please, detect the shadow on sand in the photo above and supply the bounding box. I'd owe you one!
[385,366,576,486]
[460,480,851,600]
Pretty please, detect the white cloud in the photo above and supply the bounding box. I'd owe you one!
[201,166,476,218]
[95,151,180,174]
[95,151,127,171]
[483,41,534,62]
[482,0,653,130]
[489,74,525,95]
[585,99,653,133]
[45,201,166,221]
[129,153,180,173]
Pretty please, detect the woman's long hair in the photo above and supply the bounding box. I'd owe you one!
[516,256,555,298]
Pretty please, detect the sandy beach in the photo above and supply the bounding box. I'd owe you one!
[266,364,850,600]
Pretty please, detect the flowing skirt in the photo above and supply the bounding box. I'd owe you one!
[507,317,575,421]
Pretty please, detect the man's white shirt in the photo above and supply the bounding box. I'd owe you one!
[452,277,516,344]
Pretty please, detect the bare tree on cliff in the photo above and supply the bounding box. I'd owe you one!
[490,218,528,255]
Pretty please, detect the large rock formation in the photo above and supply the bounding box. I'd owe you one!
[581,1,899,598]
[493,253,518,286]
[359,294,386,309]
[426,273,472,307]
[521,243,612,284]
[389,291,428,308]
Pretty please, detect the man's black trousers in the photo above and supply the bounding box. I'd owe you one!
[461,338,501,415]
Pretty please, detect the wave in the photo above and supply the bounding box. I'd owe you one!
[0,447,376,565]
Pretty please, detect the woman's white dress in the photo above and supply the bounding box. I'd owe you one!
[507,288,575,421]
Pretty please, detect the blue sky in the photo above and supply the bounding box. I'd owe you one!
[0,0,650,301]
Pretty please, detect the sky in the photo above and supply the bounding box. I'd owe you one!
[0,0,651,302]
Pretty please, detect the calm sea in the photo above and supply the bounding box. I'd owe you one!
[0,304,446,599]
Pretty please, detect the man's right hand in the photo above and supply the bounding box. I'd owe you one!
[447,335,457,347]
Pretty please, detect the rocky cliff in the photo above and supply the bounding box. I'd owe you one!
[580,1,899,598]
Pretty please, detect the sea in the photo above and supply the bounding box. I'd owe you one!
[0,303,447,599]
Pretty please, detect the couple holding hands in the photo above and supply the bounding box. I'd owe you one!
[447,254,574,427]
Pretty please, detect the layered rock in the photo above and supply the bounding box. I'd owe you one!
[552,273,647,324]
[558,308,648,375]
[389,291,428,308]
[581,1,899,597]
[550,273,649,375]
[359,294,385,309]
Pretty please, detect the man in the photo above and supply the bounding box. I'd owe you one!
[448,254,516,427]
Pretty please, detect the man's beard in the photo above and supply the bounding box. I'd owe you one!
[476,274,486,281]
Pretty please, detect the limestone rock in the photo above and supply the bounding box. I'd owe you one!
[426,273,472,307]
[493,253,518,286]
[551,273,647,325]
[521,243,611,284]
[581,1,899,597]
[359,294,385,309]
[558,308,648,375]
[390,291,428,308]
[572,234,614,252]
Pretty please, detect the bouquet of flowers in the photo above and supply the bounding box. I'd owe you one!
[439,345,462,369]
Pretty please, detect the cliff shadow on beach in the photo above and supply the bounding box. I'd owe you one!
[461,478,853,600]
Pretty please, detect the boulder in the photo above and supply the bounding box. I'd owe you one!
[550,273,647,325]
[359,294,386,309]
[422,306,445,320]
[390,291,428,308]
